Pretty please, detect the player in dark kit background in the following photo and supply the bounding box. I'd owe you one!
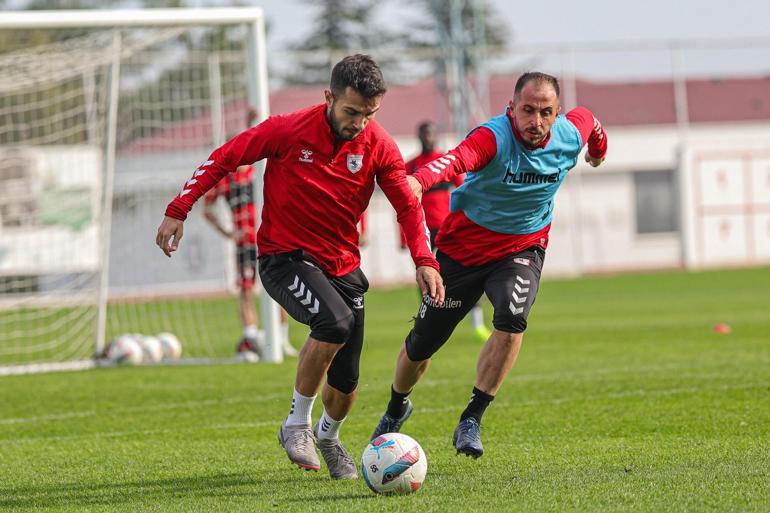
[372,72,608,459]
[202,161,298,359]
[156,54,444,480]
[202,108,298,361]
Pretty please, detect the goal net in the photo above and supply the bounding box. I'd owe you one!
[0,8,278,374]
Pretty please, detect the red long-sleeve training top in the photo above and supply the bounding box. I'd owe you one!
[166,103,438,277]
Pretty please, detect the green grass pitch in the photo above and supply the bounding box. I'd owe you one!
[1,267,768,512]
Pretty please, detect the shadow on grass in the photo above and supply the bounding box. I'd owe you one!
[0,471,320,509]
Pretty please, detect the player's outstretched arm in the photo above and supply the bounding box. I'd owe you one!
[566,106,607,168]
[411,128,496,192]
[158,117,287,258]
[416,266,445,305]
[156,216,184,258]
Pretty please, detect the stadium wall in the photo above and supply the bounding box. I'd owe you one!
[106,121,770,293]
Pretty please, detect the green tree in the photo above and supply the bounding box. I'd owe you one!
[400,0,509,131]
[404,0,507,72]
[284,0,395,85]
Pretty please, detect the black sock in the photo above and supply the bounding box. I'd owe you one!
[386,386,411,419]
[460,387,495,423]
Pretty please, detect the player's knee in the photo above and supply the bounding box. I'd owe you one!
[312,310,354,343]
[492,316,527,334]
[404,329,437,362]
[326,371,358,394]
[328,311,355,341]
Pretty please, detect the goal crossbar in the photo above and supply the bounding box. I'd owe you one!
[0,8,266,29]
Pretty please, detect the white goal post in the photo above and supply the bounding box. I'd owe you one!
[0,8,284,374]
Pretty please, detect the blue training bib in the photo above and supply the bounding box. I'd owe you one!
[450,111,583,234]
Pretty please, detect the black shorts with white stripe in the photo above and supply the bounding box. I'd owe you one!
[258,251,369,393]
[405,246,545,362]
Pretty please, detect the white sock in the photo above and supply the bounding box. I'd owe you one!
[316,408,345,440]
[244,324,259,340]
[470,305,484,328]
[281,323,290,344]
[286,388,315,427]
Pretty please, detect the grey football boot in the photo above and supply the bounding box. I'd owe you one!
[278,420,321,471]
[370,398,414,441]
[313,421,358,480]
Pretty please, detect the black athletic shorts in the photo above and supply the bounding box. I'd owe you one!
[405,246,545,361]
[258,251,369,394]
[236,244,257,288]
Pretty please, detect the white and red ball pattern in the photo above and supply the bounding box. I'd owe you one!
[105,334,143,365]
[156,332,182,360]
[361,433,427,494]
[138,335,164,363]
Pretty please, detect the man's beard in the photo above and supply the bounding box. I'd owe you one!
[515,118,545,149]
[523,131,545,148]
[327,103,358,141]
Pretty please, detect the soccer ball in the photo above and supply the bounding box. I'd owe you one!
[361,433,427,494]
[156,332,182,360]
[105,334,143,365]
[138,335,163,363]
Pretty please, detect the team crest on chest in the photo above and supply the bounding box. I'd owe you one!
[347,154,364,173]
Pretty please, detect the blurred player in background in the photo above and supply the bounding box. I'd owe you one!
[156,55,443,480]
[372,72,608,458]
[201,108,297,360]
[402,121,490,342]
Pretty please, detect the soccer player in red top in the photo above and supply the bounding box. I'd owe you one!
[156,55,444,479]
[403,121,490,342]
[371,72,608,458]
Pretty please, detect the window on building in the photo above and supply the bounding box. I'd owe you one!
[634,170,679,234]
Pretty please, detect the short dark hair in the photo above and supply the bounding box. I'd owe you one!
[514,72,560,99]
[330,54,387,99]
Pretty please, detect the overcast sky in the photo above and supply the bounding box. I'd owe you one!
[253,0,770,79]
[7,0,769,45]
[256,0,769,48]
[6,0,770,79]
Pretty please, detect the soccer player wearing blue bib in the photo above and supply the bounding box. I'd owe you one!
[371,72,608,458]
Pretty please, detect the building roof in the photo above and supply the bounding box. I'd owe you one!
[120,74,770,153]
